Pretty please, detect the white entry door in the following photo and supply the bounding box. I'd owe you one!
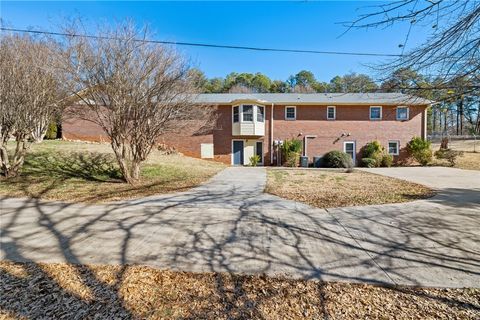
[344,141,356,164]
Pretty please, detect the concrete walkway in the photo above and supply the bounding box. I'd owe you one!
[1,167,479,288]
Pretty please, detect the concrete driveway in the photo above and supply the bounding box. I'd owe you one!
[1,166,479,288]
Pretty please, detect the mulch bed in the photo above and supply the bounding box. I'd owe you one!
[1,262,478,319]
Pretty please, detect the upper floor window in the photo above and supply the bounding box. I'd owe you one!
[327,106,336,120]
[388,140,400,155]
[285,106,296,120]
[242,105,253,122]
[370,106,382,120]
[396,106,409,121]
[257,106,265,122]
[233,106,239,123]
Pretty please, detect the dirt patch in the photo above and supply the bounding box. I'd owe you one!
[266,169,434,208]
[0,262,478,319]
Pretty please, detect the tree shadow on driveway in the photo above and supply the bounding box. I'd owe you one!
[1,173,479,317]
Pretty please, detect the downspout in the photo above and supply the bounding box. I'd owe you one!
[423,105,429,140]
[270,103,274,165]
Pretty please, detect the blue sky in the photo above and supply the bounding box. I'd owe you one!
[1,1,430,82]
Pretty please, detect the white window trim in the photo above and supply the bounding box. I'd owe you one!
[388,140,400,156]
[242,104,254,122]
[343,141,356,164]
[257,105,265,123]
[232,105,240,123]
[396,106,409,121]
[327,106,336,120]
[369,106,382,120]
[285,106,296,120]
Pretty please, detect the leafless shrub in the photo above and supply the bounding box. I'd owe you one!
[59,22,215,184]
[0,34,63,177]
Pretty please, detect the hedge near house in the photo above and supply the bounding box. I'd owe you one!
[323,150,353,168]
[281,138,302,167]
[407,137,432,166]
[361,140,392,167]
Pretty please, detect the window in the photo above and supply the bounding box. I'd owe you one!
[257,106,264,122]
[233,106,239,123]
[396,106,409,121]
[285,106,296,120]
[242,105,253,122]
[327,106,336,120]
[370,106,382,120]
[388,141,399,155]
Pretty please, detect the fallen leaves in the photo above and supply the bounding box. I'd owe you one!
[1,262,479,319]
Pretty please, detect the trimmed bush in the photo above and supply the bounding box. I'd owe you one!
[361,157,377,168]
[361,140,386,167]
[323,150,353,168]
[381,154,393,167]
[407,137,432,166]
[281,138,302,167]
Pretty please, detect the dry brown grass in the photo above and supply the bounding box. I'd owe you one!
[266,169,434,208]
[0,262,478,319]
[432,152,480,171]
[0,140,225,203]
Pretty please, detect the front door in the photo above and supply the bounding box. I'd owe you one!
[255,141,263,165]
[233,140,244,165]
[344,141,356,165]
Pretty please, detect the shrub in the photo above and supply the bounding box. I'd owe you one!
[361,140,386,167]
[381,154,393,167]
[281,138,302,167]
[249,154,261,167]
[435,148,464,166]
[407,137,432,166]
[361,157,377,168]
[45,122,58,140]
[323,150,353,168]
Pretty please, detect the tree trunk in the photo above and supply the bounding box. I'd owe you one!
[111,140,142,185]
[130,161,141,183]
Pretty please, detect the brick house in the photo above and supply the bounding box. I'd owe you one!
[62,93,432,166]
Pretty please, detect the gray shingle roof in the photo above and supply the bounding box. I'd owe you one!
[194,93,433,105]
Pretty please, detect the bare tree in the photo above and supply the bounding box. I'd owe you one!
[345,0,480,96]
[0,34,62,177]
[60,23,214,184]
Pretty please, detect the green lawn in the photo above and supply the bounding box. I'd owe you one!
[0,140,225,203]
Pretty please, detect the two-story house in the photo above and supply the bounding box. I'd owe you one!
[62,93,432,166]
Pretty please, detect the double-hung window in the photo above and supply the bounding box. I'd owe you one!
[233,106,239,123]
[242,105,253,122]
[285,106,296,120]
[257,106,265,122]
[396,106,409,121]
[388,141,400,155]
[327,106,336,120]
[370,106,382,120]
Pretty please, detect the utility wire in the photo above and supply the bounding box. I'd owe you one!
[0,27,403,57]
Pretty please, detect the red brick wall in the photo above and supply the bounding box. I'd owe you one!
[62,106,214,159]
[270,104,426,164]
[62,103,427,165]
